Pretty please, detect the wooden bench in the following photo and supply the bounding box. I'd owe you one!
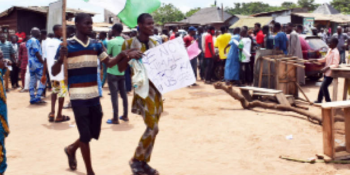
[321,101,350,160]
[239,87,291,107]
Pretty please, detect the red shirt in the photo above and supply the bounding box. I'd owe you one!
[204,34,214,58]
[16,32,26,43]
[170,33,176,40]
[18,42,28,69]
[183,35,194,47]
[256,30,264,45]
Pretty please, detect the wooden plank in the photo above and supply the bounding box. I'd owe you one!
[295,82,311,103]
[333,78,338,102]
[275,60,280,90]
[343,79,349,101]
[334,151,350,160]
[322,108,334,158]
[268,61,271,88]
[344,108,350,153]
[258,59,264,88]
[239,87,282,94]
[321,100,350,109]
[275,93,291,107]
[62,0,68,86]
[240,89,252,102]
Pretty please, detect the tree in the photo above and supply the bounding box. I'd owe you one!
[225,2,283,15]
[281,2,298,9]
[185,7,201,17]
[152,3,185,25]
[331,0,350,14]
[297,0,318,11]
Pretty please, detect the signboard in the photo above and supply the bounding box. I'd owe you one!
[142,37,196,94]
[47,0,63,33]
[303,17,314,28]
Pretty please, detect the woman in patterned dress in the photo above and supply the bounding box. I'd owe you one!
[0,49,10,175]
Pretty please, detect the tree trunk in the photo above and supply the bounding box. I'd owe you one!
[214,83,344,125]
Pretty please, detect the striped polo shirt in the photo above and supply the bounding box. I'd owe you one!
[55,36,108,107]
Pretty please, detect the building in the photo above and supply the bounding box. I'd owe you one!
[252,8,308,25]
[179,7,245,29]
[229,17,274,29]
[0,6,96,38]
[313,3,340,15]
[104,9,120,24]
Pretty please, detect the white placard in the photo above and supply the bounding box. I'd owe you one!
[142,37,196,94]
[46,38,64,81]
[47,0,63,34]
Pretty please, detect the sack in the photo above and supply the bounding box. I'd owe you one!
[129,59,149,99]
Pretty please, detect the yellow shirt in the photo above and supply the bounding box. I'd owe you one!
[214,33,232,59]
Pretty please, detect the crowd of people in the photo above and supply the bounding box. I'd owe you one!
[0,11,349,175]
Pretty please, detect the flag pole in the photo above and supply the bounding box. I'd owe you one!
[62,0,68,85]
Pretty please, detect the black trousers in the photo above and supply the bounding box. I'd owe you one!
[204,58,214,82]
[317,76,333,102]
[240,62,253,85]
[10,64,19,87]
[107,74,128,119]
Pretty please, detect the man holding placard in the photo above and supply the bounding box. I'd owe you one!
[120,13,162,175]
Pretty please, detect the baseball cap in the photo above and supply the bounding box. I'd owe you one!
[188,26,197,32]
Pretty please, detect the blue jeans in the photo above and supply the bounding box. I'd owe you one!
[28,59,45,104]
[125,66,132,92]
[340,50,346,64]
[190,57,198,80]
[101,63,107,87]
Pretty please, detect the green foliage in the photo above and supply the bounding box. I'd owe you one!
[185,7,201,17]
[281,2,298,9]
[225,2,285,15]
[331,0,350,14]
[297,0,318,11]
[152,3,185,25]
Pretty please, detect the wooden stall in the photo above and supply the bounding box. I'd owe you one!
[254,52,319,102]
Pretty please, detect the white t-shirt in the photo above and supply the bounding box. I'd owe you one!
[45,38,63,81]
[239,37,252,63]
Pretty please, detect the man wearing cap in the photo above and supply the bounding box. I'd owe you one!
[184,26,198,86]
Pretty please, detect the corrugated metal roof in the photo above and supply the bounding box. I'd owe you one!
[292,13,350,24]
[180,7,233,25]
[251,8,307,17]
[229,17,273,29]
[0,6,97,18]
[313,3,340,15]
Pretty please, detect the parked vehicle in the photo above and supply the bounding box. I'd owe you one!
[300,35,328,81]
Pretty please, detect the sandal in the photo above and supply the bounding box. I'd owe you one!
[64,147,77,171]
[107,119,119,125]
[129,160,147,175]
[55,115,70,123]
[120,116,129,122]
[143,162,160,175]
[48,113,55,122]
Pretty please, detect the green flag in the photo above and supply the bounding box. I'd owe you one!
[118,0,161,28]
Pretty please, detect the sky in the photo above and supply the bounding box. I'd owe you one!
[0,0,332,22]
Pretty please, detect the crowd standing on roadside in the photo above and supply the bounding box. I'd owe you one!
[1,9,350,174]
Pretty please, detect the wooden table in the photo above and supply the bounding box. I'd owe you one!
[331,66,350,101]
[321,101,350,160]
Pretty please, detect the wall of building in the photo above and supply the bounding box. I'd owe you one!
[0,10,18,39]
[17,10,47,35]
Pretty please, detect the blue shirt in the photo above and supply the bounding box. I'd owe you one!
[274,32,288,55]
[26,38,43,66]
[102,39,108,48]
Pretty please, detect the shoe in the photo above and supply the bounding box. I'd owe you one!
[313,101,321,104]
[192,83,198,86]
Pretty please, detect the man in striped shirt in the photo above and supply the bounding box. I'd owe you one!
[52,13,142,175]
